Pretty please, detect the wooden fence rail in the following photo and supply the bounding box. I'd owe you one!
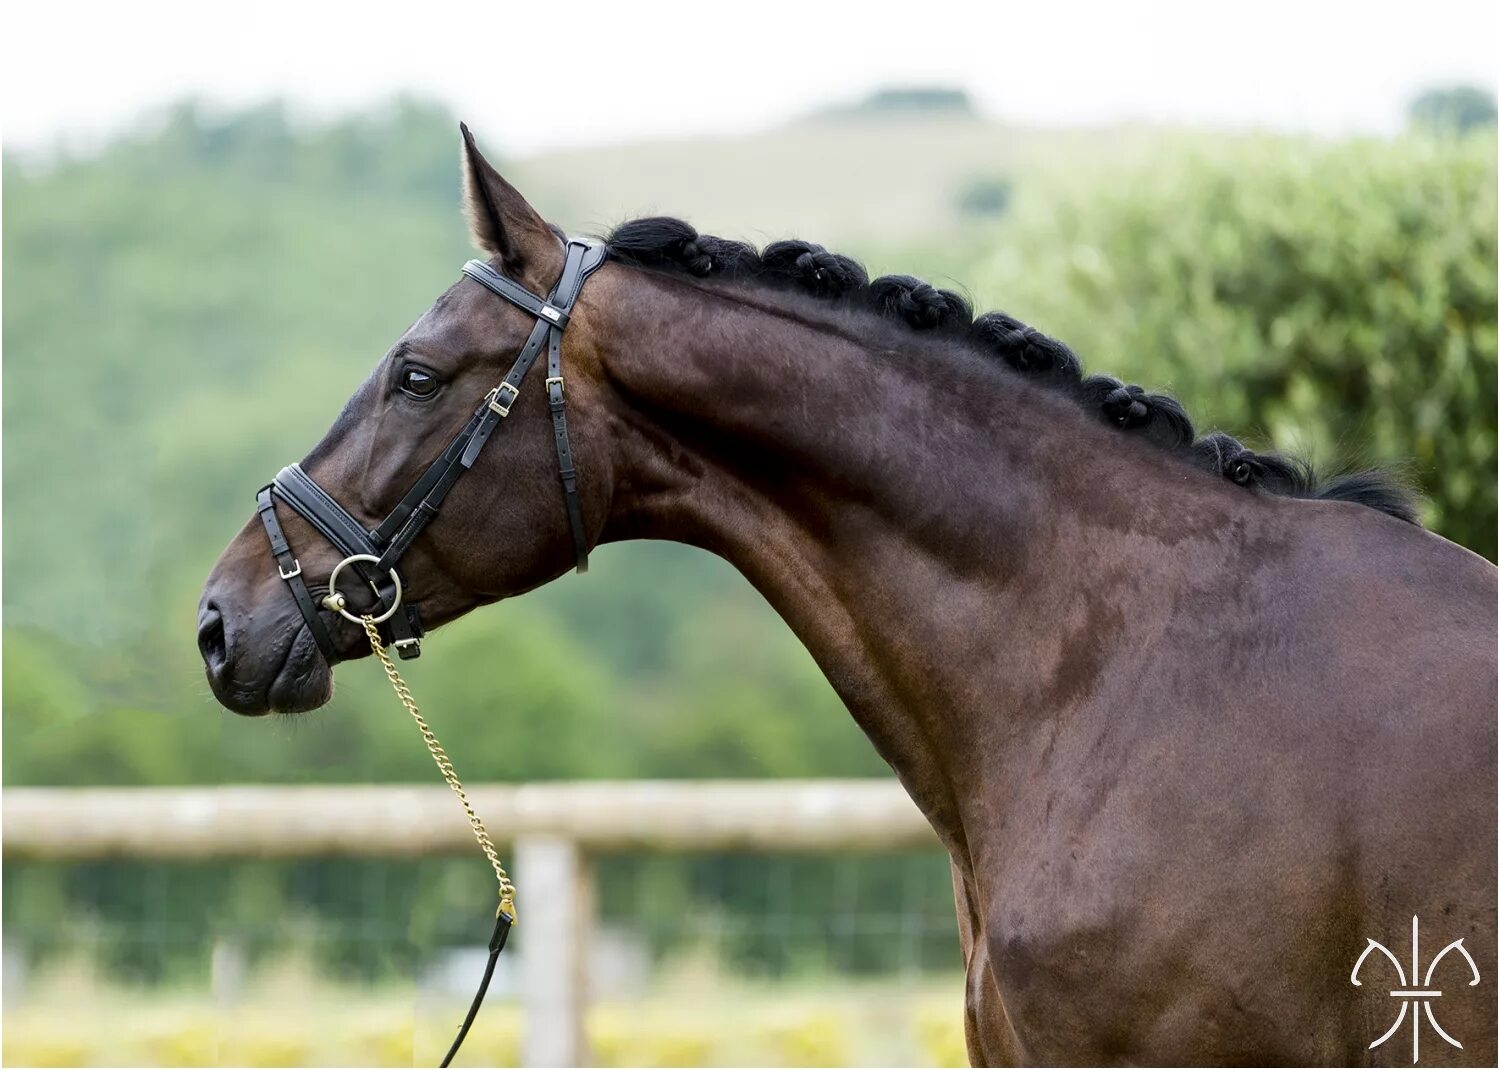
[2,781,940,1067]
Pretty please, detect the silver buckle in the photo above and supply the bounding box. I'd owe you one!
[545,376,565,398]
[393,636,422,660]
[488,382,520,416]
[278,559,302,580]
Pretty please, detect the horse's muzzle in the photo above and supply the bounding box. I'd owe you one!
[198,590,333,716]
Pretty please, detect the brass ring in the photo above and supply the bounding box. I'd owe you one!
[322,554,402,625]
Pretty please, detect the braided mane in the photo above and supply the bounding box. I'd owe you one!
[603,216,1418,524]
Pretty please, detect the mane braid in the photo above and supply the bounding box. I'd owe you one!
[602,216,1420,525]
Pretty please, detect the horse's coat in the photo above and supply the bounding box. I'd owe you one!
[200,129,1497,1065]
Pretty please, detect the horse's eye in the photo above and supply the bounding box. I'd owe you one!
[400,367,440,399]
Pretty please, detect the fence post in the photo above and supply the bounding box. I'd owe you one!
[517,834,592,1067]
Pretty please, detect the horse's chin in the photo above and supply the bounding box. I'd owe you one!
[266,634,335,715]
[212,626,334,717]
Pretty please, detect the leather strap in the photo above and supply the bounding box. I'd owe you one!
[438,911,512,1067]
[274,464,379,557]
[543,242,607,572]
[370,407,487,553]
[462,260,570,329]
[457,314,553,469]
[257,487,337,662]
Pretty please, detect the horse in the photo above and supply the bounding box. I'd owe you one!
[199,125,1496,1065]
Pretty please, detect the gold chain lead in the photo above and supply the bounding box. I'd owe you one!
[362,616,517,923]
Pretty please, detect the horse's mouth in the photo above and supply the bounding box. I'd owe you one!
[261,624,334,715]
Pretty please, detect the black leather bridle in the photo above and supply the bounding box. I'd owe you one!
[256,239,607,661]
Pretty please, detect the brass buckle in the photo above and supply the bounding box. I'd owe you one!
[487,382,520,417]
[545,376,564,398]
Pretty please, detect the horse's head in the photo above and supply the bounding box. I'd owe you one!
[198,126,618,715]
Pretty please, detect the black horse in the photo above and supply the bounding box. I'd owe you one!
[201,127,1496,1065]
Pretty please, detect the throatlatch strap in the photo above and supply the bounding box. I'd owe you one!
[548,313,588,572]
[544,241,605,572]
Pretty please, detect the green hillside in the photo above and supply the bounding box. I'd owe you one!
[513,114,1175,246]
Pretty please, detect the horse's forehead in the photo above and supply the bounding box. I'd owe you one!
[405,280,473,342]
[400,276,516,359]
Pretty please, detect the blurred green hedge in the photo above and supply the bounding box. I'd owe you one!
[966,133,1497,558]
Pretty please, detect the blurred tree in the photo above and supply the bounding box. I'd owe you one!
[957,176,1013,219]
[857,86,974,115]
[814,86,976,119]
[1408,85,1497,136]
[968,134,1498,558]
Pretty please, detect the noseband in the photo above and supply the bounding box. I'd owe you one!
[257,239,607,660]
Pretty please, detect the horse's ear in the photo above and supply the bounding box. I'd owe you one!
[460,122,563,281]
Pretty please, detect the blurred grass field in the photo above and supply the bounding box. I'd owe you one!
[3,957,968,1068]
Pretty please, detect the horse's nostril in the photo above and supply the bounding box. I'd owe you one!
[198,604,227,673]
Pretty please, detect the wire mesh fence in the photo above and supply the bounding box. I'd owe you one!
[5,850,959,992]
[3,850,966,1066]
[3,783,968,1065]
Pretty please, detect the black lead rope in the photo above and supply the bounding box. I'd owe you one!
[440,911,513,1068]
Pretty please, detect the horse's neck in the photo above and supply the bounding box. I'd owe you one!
[593,272,1214,859]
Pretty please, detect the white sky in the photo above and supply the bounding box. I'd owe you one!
[2,1,1495,156]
